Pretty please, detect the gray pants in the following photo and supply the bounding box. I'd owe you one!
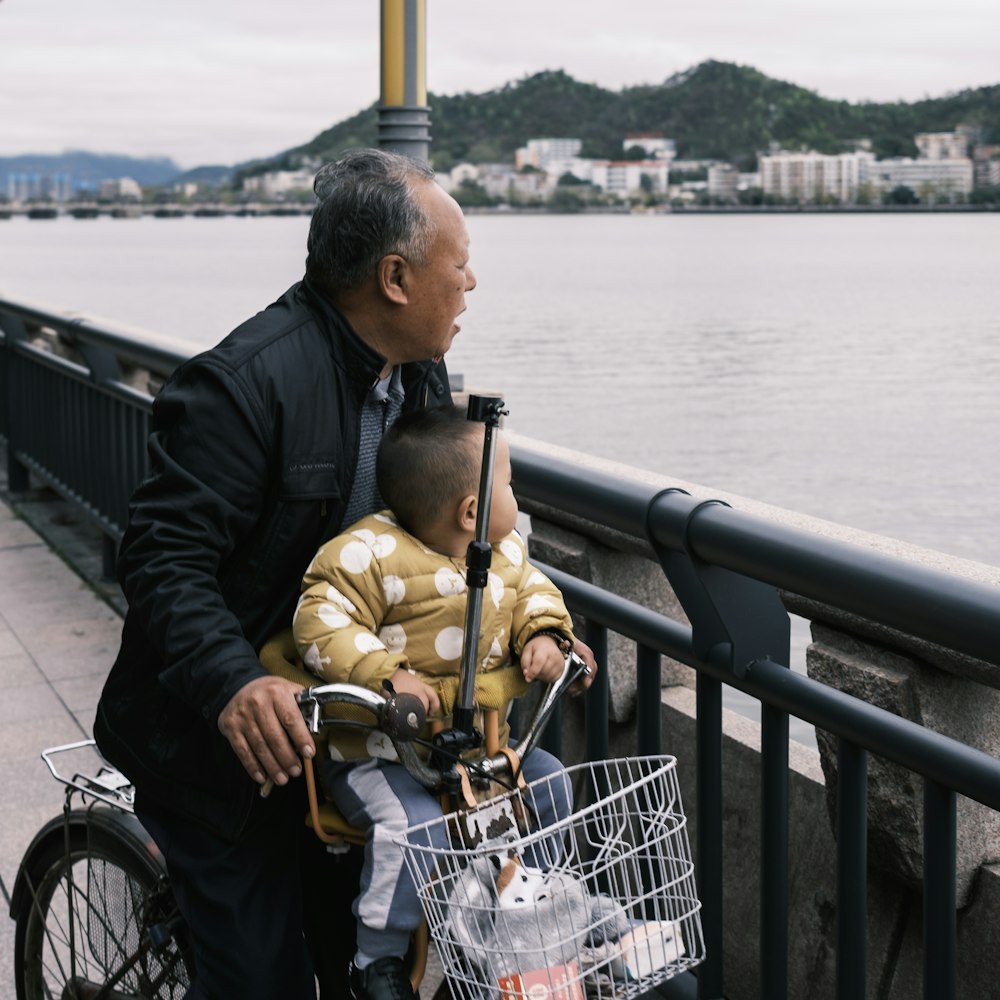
[324,747,570,961]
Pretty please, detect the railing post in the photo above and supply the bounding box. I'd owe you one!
[636,643,662,755]
[584,622,609,765]
[923,779,956,1000]
[1,311,31,492]
[836,738,867,998]
[646,489,792,998]
[761,700,789,1000]
[696,671,724,999]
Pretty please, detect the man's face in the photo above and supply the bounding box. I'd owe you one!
[486,433,519,543]
[397,181,476,363]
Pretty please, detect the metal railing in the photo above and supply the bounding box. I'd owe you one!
[1,298,189,575]
[3,296,1000,999]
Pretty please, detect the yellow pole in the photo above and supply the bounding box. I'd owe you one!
[379,0,430,161]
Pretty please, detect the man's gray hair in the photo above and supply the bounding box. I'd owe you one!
[306,148,436,301]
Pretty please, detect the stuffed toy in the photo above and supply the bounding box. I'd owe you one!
[446,849,631,988]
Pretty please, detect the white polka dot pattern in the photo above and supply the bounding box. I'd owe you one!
[488,572,504,610]
[435,626,465,661]
[317,605,351,630]
[384,575,405,606]
[355,633,386,655]
[435,566,465,597]
[499,538,523,566]
[379,623,407,653]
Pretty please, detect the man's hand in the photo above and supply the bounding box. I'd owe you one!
[218,675,315,788]
[388,667,441,718]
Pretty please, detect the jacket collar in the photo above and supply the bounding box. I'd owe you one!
[300,276,387,389]
[300,276,448,403]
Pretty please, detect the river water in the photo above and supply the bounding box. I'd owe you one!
[3,212,999,743]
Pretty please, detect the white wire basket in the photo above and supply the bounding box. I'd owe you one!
[396,756,704,1000]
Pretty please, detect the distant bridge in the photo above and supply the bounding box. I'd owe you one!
[0,203,314,220]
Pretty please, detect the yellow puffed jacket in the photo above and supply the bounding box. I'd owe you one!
[291,511,574,761]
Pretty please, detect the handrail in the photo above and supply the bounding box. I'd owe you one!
[0,295,194,376]
[512,445,1000,669]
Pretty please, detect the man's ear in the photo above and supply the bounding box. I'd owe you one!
[377,254,409,305]
[457,493,477,531]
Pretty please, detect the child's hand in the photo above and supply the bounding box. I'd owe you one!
[521,634,567,684]
[388,667,441,718]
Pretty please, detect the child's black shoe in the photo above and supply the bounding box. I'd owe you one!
[349,957,418,1000]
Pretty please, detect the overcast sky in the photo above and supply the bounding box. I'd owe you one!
[3,0,998,170]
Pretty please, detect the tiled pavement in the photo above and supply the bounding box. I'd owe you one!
[0,482,125,999]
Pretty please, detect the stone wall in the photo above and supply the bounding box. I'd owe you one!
[512,433,1000,1000]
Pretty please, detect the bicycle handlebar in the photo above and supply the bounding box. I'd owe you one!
[293,650,590,794]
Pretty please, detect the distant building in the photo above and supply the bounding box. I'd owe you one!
[544,157,595,184]
[6,171,74,203]
[440,163,480,192]
[475,163,519,199]
[915,131,969,160]
[670,158,718,173]
[871,157,973,200]
[591,160,669,199]
[707,164,740,202]
[241,169,315,198]
[623,133,676,160]
[99,177,142,201]
[515,138,583,172]
[759,150,876,203]
[972,146,1000,188]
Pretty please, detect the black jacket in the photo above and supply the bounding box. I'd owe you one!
[94,279,451,839]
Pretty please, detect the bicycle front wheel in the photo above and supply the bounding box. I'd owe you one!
[13,813,194,1000]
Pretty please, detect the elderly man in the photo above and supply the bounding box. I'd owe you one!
[95,149,476,1000]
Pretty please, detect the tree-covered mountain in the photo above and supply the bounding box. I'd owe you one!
[246,60,999,179]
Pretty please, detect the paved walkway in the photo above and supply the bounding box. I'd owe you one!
[0,457,446,998]
[0,468,125,998]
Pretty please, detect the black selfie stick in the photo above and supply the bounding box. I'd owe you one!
[431,394,508,786]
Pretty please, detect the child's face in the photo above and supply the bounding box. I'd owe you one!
[487,434,519,542]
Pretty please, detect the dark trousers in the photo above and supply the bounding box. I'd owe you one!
[136,780,360,999]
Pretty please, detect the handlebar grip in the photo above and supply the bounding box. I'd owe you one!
[382,692,426,742]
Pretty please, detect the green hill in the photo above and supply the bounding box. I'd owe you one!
[239,61,1000,180]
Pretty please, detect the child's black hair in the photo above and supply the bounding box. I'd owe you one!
[376,404,482,536]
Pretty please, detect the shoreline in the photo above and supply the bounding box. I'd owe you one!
[3,202,998,221]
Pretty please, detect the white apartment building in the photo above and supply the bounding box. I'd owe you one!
[515,138,583,172]
[707,164,740,201]
[590,160,670,199]
[759,150,876,203]
[915,131,969,160]
[440,162,525,200]
[543,157,595,183]
[99,177,143,201]
[872,157,974,199]
[241,169,315,198]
